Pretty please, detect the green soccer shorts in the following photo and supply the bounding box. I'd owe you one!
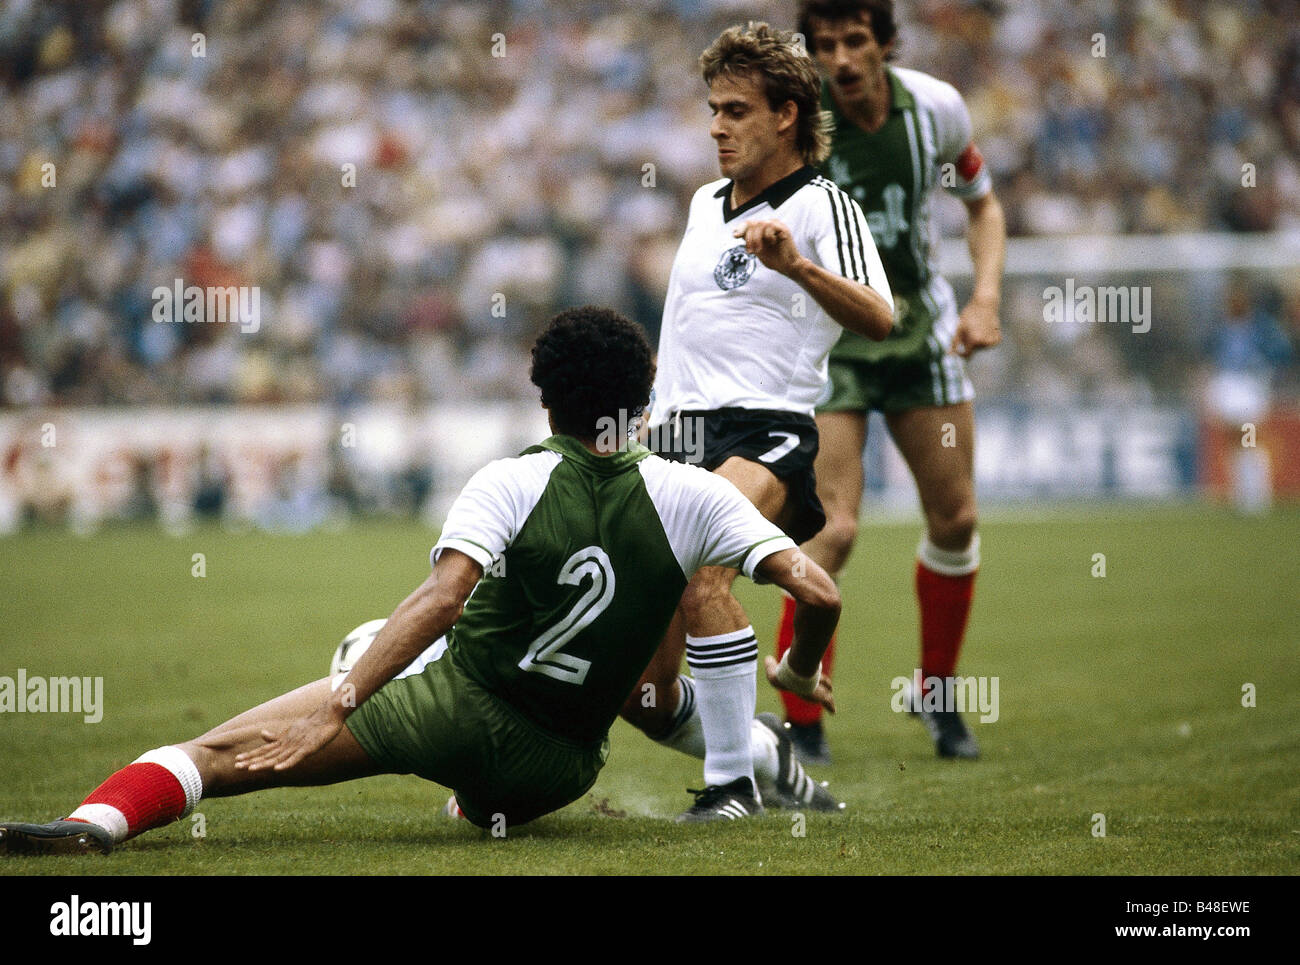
[821,350,974,414]
[346,647,609,829]
[821,292,975,413]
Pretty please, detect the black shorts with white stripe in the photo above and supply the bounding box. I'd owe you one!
[653,408,826,545]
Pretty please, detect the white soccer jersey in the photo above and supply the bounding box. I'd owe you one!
[648,165,892,424]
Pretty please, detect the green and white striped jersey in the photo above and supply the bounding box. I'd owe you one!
[822,67,992,362]
[433,434,795,743]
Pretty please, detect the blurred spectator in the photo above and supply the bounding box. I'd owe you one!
[192,442,229,519]
[2,0,1297,411]
[1202,280,1294,512]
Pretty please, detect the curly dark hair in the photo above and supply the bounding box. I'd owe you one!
[530,306,655,440]
[797,0,899,59]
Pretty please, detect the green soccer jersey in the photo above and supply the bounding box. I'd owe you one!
[433,434,795,744]
[821,67,992,362]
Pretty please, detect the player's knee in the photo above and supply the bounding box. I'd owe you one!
[927,503,977,550]
[821,511,859,565]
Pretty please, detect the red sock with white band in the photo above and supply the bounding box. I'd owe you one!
[65,746,203,843]
[916,534,980,690]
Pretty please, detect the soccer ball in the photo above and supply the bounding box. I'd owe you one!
[329,618,387,690]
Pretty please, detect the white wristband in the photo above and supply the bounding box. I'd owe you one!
[774,651,820,698]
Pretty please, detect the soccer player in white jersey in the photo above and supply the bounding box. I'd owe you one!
[617,22,894,821]
[0,307,843,854]
[768,0,1007,764]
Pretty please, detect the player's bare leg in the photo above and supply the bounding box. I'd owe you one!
[774,410,867,761]
[671,456,789,816]
[622,455,788,751]
[620,607,688,739]
[675,562,760,814]
[885,402,977,552]
[180,677,383,796]
[621,455,839,817]
[802,410,869,576]
[885,401,981,758]
[0,678,384,854]
[620,592,841,816]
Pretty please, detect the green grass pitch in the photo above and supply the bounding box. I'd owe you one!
[1,504,1297,875]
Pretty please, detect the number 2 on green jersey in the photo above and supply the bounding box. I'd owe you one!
[517,546,616,685]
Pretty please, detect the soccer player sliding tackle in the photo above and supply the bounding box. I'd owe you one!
[618,22,894,820]
[771,0,1007,764]
[0,308,841,854]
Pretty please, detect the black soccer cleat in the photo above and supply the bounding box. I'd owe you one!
[676,777,764,823]
[921,709,980,759]
[786,719,832,766]
[755,713,845,813]
[902,678,980,759]
[0,820,114,856]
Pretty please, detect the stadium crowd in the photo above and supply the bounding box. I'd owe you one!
[1,0,1298,414]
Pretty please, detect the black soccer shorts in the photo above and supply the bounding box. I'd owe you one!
[652,407,826,545]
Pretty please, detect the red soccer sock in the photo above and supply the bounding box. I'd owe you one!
[775,594,836,727]
[66,747,203,843]
[915,535,980,687]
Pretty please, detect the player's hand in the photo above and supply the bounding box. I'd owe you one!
[235,706,343,772]
[764,655,836,714]
[951,296,1001,357]
[733,219,804,276]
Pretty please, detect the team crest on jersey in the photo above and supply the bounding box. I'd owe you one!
[713,245,757,290]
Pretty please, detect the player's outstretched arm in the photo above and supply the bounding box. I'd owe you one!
[756,547,841,711]
[734,218,893,340]
[952,191,1006,357]
[236,549,483,772]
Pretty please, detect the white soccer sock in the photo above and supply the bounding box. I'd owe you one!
[656,675,706,758]
[750,719,779,784]
[658,675,781,786]
[686,627,758,792]
[917,532,980,576]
